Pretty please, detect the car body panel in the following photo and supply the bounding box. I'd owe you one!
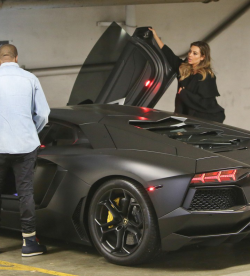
[1,105,250,251]
[68,22,131,106]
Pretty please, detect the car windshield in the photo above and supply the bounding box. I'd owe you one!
[130,117,250,153]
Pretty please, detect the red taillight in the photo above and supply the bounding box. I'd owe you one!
[191,173,205,183]
[148,186,155,192]
[191,169,237,184]
[220,169,237,181]
[145,80,151,87]
[40,145,46,148]
[204,171,222,183]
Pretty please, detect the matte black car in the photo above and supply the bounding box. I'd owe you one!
[1,24,250,266]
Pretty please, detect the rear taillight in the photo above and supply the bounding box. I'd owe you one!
[191,169,248,184]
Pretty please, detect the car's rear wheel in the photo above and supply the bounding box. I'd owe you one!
[88,178,160,266]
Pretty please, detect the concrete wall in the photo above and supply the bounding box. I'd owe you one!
[0,0,249,129]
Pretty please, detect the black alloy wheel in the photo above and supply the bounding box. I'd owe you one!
[88,178,160,266]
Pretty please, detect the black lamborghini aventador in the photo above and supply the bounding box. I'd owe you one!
[1,23,250,266]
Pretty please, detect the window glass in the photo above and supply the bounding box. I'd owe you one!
[42,124,76,146]
[38,124,50,141]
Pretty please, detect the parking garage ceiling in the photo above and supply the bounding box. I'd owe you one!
[0,0,219,9]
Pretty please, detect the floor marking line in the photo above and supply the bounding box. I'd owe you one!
[0,260,77,276]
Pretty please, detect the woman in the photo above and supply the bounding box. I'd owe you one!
[149,28,225,123]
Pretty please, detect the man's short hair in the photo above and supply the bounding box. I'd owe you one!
[0,44,18,60]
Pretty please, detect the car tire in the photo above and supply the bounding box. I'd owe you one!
[88,178,160,266]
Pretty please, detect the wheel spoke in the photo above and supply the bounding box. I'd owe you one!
[127,225,142,244]
[120,191,131,216]
[127,200,138,214]
[111,226,125,252]
[100,227,117,242]
[129,219,143,229]
[102,200,121,221]
[95,218,119,228]
[121,246,131,254]
[108,190,121,213]
[128,203,143,228]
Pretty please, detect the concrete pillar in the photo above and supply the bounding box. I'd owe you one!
[125,5,137,36]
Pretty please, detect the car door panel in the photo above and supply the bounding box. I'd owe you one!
[68,23,176,108]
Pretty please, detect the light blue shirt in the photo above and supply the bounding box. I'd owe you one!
[0,62,50,154]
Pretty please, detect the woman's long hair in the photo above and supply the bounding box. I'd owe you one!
[179,41,214,81]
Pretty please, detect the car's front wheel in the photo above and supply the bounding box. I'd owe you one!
[88,178,160,266]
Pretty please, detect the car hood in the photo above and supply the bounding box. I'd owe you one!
[68,22,176,108]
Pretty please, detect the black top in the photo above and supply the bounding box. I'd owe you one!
[161,45,225,123]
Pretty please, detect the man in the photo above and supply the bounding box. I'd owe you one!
[0,44,50,256]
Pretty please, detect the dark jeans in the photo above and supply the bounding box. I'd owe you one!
[0,148,38,234]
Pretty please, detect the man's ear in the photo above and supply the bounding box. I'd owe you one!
[15,55,18,63]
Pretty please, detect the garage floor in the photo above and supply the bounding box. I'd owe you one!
[1,229,250,276]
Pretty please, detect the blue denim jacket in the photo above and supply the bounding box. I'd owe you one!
[0,62,50,154]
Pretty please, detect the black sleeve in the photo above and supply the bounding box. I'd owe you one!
[195,75,220,98]
[178,88,223,114]
[161,45,183,74]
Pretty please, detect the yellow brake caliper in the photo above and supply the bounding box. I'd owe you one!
[107,198,120,228]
